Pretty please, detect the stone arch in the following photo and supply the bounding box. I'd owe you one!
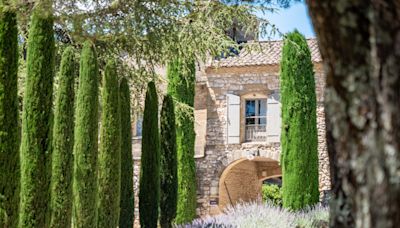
[218,156,281,210]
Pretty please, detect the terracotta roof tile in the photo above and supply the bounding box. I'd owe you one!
[209,38,321,68]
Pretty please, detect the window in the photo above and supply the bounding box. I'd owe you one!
[135,117,143,137]
[245,99,267,142]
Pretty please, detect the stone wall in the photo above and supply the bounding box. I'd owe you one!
[194,63,331,216]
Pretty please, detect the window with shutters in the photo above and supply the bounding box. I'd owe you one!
[245,99,267,142]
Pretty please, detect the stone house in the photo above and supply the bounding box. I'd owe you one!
[132,38,331,218]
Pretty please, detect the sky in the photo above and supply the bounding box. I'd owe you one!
[259,2,315,40]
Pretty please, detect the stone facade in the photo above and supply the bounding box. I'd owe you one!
[131,40,331,222]
[191,63,331,217]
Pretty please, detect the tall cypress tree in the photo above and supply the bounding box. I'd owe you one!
[72,41,99,227]
[0,3,19,227]
[119,78,134,228]
[97,60,121,228]
[280,31,319,210]
[160,94,178,228]
[19,3,55,227]
[139,81,160,228]
[49,47,76,228]
[167,59,197,224]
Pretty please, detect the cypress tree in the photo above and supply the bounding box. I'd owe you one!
[49,47,76,228]
[97,60,121,228]
[0,3,19,227]
[19,3,55,227]
[280,31,319,210]
[119,78,134,228]
[72,41,99,227]
[167,59,197,224]
[160,95,178,228]
[139,81,160,228]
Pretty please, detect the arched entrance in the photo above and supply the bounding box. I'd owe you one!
[218,157,281,210]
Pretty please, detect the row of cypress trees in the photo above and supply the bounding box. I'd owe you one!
[0,2,135,227]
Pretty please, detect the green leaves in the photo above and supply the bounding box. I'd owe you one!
[139,81,160,228]
[0,6,19,228]
[97,59,121,228]
[280,31,319,210]
[49,47,76,228]
[119,78,134,228]
[160,95,178,228]
[73,41,99,227]
[19,4,55,227]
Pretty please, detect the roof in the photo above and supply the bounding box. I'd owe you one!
[210,39,322,68]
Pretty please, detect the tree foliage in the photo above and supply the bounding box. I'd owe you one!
[0,3,19,227]
[160,94,178,228]
[168,59,197,224]
[167,59,195,107]
[19,3,55,227]
[119,77,134,228]
[139,81,160,228]
[97,59,121,228]
[280,30,319,210]
[49,47,76,228]
[11,0,283,80]
[72,41,99,227]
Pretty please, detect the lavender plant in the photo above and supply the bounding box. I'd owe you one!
[180,201,328,228]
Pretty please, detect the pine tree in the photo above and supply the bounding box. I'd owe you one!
[139,81,160,228]
[167,59,197,224]
[97,60,121,228]
[72,41,99,227]
[160,95,178,228]
[19,3,55,227]
[280,31,319,210]
[0,3,19,227]
[49,47,76,228]
[119,78,134,228]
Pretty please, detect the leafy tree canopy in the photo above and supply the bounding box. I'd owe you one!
[10,0,296,69]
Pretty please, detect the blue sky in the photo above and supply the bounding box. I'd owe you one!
[259,2,315,40]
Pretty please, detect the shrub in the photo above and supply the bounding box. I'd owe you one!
[139,81,160,228]
[97,60,121,228]
[183,202,329,228]
[280,30,319,210]
[262,184,282,206]
[49,47,76,228]
[19,4,55,227]
[72,41,99,227]
[119,78,134,228]
[0,5,19,228]
[160,94,178,228]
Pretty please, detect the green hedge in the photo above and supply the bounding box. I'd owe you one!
[262,184,282,206]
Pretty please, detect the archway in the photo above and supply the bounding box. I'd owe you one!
[218,157,281,210]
